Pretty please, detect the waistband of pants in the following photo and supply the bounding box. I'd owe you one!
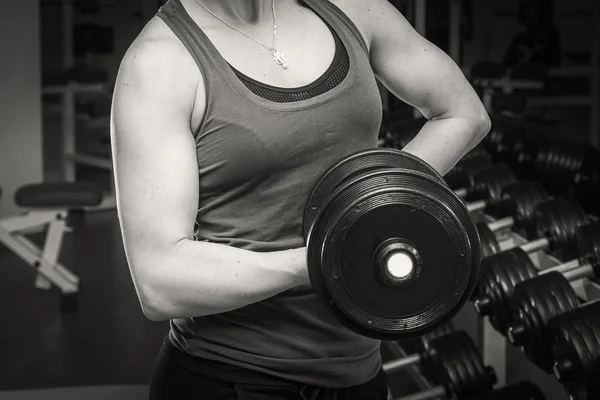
[164,336,308,388]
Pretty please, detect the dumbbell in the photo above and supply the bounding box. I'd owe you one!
[304,148,481,340]
[384,331,496,400]
[484,119,592,190]
[453,164,517,211]
[476,197,589,260]
[506,224,600,371]
[472,181,548,257]
[464,381,546,400]
[399,321,455,355]
[547,301,600,400]
[473,221,598,334]
[398,322,455,383]
[445,154,493,191]
[472,179,549,240]
[516,134,587,189]
[482,115,528,162]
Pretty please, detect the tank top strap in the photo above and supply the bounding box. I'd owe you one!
[301,0,369,56]
[156,0,223,80]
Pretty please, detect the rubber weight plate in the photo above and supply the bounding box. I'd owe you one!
[444,154,493,190]
[476,223,501,259]
[508,272,580,371]
[499,181,548,239]
[425,331,496,398]
[467,163,517,216]
[400,321,456,356]
[547,301,600,399]
[303,148,444,238]
[533,199,589,260]
[306,167,481,340]
[400,321,456,383]
[534,137,585,188]
[473,248,537,334]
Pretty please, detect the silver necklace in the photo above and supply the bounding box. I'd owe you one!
[195,0,288,69]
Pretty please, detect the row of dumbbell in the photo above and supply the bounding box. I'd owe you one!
[447,152,593,263]
[466,223,600,399]
[378,112,599,217]
[483,114,599,215]
[446,151,600,398]
[381,326,546,399]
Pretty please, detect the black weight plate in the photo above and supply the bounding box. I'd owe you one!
[533,199,590,260]
[306,168,481,340]
[529,274,580,370]
[426,331,494,398]
[468,163,517,216]
[445,154,493,190]
[303,148,444,238]
[464,381,545,400]
[474,248,537,334]
[400,321,456,356]
[509,272,580,370]
[499,181,548,239]
[476,223,501,259]
[535,137,586,189]
[548,302,600,399]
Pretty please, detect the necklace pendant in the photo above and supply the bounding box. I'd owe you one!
[272,49,288,69]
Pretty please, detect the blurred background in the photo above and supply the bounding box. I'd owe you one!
[0,0,599,399]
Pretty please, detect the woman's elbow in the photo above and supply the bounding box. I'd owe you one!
[138,282,172,321]
[131,266,174,321]
[471,111,491,141]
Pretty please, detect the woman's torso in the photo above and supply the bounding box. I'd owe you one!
[147,0,384,387]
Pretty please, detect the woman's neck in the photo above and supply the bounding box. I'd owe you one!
[197,0,274,25]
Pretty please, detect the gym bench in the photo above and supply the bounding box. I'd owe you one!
[0,182,103,312]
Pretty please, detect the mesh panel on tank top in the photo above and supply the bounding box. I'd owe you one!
[229,23,349,103]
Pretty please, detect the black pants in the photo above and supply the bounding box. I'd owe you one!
[149,338,389,400]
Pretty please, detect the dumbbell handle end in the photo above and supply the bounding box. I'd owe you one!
[395,386,446,400]
[539,259,581,276]
[382,353,422,374]
[455,188,468,198]
[466,200,486,213]
[519,237,550,254]
[488,216,514,233]
[563,263,594,282]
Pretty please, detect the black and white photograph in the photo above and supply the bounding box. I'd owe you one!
[1,0,599,399]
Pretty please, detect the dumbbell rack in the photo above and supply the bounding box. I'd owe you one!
[474,212,599,392]
[382,213,600,399]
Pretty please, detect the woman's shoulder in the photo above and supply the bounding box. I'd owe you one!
[122,16,200,80]
[325,0,372,50]
[324,0,395,53]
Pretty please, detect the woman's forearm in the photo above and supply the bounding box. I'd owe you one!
[401,115,490,176]
[140,240,308,321]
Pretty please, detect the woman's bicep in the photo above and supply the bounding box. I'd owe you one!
[111,39,201,278]
[364,0,486,121]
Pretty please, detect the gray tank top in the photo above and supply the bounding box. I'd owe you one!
[157,0,384,387]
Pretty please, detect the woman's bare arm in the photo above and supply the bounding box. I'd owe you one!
[111,28,307,322]
[353,0,490,174]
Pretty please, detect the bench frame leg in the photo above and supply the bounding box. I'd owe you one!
[0,210,79,294]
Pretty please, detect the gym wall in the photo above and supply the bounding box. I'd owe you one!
[0,0,43,217]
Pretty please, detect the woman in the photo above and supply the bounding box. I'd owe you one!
[111,0,490,398]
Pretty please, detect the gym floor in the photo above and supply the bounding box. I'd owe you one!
[0,210,167,391]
